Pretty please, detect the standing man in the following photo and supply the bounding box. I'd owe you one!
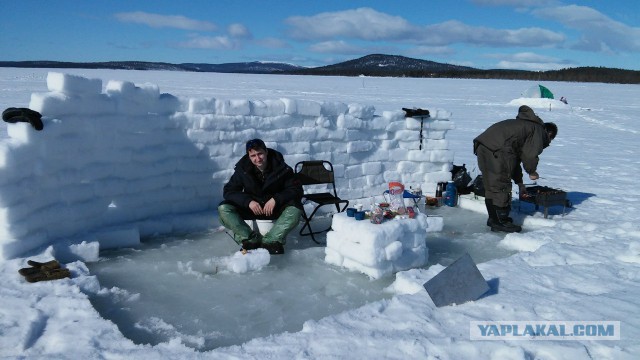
[473,105,558,233]
[218,139,303,254]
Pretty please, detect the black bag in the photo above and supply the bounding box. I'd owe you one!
[471,175,485,197]
[451,164,473,195]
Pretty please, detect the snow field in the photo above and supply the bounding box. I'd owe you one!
[1,69,639,359]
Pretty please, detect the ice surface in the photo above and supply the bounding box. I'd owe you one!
[85,210,511,351]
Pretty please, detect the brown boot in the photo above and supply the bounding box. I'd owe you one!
[24,268,71,283]
[19,259,61,276]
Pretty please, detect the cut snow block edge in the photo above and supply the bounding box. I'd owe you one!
[423,253,490,307]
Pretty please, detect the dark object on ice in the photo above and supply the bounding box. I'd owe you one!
[18,259,61,276]
[402,107,430,118]
[24,268,71,283]
[451,164,472,195]
[471,175,485,197]
[241,239,262,251]
[2,107,44,131]
[423,253,490,307]
[262,242,285,255]
[519,185,568,218]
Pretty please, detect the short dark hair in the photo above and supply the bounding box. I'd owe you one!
[544,122,558,140]
[246,138,267,153]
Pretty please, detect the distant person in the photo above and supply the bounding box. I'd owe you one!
[560,96,568,104]
[473,106,558,232]
[218,138,303,254]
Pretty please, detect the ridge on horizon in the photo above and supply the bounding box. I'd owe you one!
[1,54,638,84]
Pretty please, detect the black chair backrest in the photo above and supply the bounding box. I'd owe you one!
[295,161,335,186]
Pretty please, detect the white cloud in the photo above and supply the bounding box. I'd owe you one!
[284,8,564,49]
[471,0,557,7]
[533,5,640,53]
[115,11,217,31]
[285,8,416,41]
[309,41,367,54]
[228,23,252,39]
[490,51,574,70]
[177,35,238,50]
[419,20,565,47]
[497,60,566,70]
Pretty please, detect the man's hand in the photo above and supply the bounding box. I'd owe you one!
[518,183,526,195]
[249,200,264,215]
[263,198,276,216]
[529,171,539,180]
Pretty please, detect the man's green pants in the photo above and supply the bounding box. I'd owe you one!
[218,204,302,245]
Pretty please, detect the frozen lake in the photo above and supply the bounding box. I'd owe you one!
[87,205,515,350]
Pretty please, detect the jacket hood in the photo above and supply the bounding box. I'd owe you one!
[516,105,544,125]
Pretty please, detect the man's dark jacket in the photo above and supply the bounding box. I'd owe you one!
[223,148,303,213]
[473,105,550,184]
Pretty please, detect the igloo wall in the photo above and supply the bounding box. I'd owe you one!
[0,72,454,259]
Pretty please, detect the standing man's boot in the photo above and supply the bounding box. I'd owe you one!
[261,206,303,254]
[485,198,495,227]
[489,206,522,233]
[218,204,262,248]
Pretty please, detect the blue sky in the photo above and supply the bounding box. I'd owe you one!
[2,0,639,70]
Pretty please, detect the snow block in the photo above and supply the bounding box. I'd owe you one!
[216,99,251,116]
[250,99,285,117]
[47,72,102,95]
[325,212,429,279]
[188,98,217,114]
[348,103,375,119]
[320,101,348,116]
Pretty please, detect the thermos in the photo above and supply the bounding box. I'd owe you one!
[444,181,457,207]
[436,182,447,206]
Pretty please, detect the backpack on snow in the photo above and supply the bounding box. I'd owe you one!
[451,164,473,195]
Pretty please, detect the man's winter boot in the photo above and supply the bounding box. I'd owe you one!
[489,206,522,233]
[218,204,261,246]
[262,242,285,255]
[485,198,495,227]
[261,206,302,254]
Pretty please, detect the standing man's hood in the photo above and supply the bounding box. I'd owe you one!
[516,105,544,125]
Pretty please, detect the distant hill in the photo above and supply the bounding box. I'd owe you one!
[1,55,639,84]
[0,60,304,74]
[285,54,639,84]
[287,54,476,76]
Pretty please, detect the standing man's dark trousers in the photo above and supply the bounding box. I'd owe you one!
[475,144,522,233]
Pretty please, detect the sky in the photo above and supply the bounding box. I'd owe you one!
[1,0,639,71]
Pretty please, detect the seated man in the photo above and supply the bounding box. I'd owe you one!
[218,139,303,254]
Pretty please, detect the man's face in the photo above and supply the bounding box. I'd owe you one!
[248,148,268,171]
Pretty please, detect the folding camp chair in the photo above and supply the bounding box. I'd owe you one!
[294,160,349,244]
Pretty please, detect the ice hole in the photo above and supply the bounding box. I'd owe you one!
[86,207,514,351]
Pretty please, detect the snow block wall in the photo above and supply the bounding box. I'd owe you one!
[0,72,454,259]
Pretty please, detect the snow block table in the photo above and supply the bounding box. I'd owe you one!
[325,212,429,279]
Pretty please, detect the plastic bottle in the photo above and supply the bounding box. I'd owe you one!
[444,181,457,207]
[388,181,407,215]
